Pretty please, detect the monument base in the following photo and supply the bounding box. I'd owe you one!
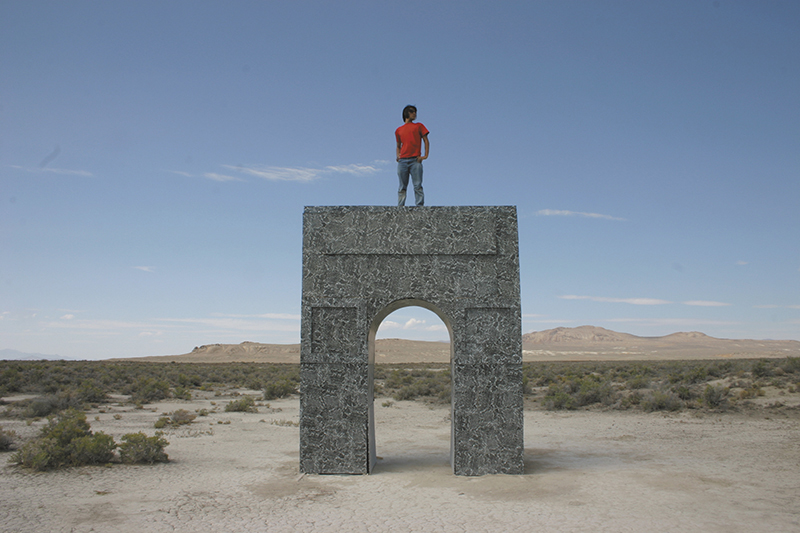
[300,206,523,475]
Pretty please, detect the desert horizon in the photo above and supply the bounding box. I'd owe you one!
[6,326,800,364]
[101,326,800,365]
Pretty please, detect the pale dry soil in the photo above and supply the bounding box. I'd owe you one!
[1,395,799,533]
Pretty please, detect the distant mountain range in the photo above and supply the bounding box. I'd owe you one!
[0,349,68,361]
[521,326,800,361]
[116,326,800,364]
[6,327,798,362]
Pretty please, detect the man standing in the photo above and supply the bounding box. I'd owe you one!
[395,105,430,206]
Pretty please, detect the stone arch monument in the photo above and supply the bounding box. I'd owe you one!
[300,206,523,476]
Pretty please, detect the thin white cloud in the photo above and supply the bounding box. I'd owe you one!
[605,318,738,327]
[173,162,383,183]
[736,260,749,266]
[45,314,301,335]
[168,170,242,182]
[10,165,93,177]
[683,300,731,307]
[203,172,242,182]
[323,164,380,175]
[525,318,580,324]
[133,266,154,273]
[404,318,425,329]
[222,162,382,182]
[377,318,446,333]
[211,313,301,320]
[48,319,157,330]
[559,295,671,305]
[537,209,626,221]
[159,317,300,332]
[224,165,321,182]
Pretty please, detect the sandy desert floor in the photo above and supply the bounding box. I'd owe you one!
[1,394,799,533]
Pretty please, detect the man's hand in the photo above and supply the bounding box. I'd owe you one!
[417,134,430,163]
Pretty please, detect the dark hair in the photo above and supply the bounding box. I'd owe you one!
[402,105,417,121]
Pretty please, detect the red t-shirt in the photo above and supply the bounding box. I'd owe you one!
[395,122,430,159]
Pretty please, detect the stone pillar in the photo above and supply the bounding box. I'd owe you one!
[300,206,523,475]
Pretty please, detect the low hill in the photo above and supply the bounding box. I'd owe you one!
[124,338,451,364]
[522,326,800,361]
[121,326,800,364]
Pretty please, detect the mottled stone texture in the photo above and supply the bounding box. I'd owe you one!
[300,206,523,476]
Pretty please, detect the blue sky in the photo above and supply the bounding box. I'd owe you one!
[2,1,798,359]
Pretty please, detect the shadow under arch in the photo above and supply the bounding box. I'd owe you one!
[367,299,455,473]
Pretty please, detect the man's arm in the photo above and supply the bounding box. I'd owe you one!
[396,140,402,162]
[417,134,429,162]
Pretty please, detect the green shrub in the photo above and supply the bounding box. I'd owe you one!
[573,377,617,407]
[738,384,764,399]
[627,375,650,389]
[11,409,116,470]
[263,380,297,400]
[641,390,682,412]
[71,432,117,465]
[11,438,59,471]
[118,432,169,464]
[544,386,577,410]
[0,427,18,451]
[392,376,450,402]
[542,376,616,409]
[386,370,415,389]
[169,409,196,425]
[270,419,299,427]
[19,392,83,418]
[703,385,729,409]
[751,360,771,379]
[780,357,800,374]
[127,378,170,404]
[172,386,192,401]
[620,391,642,408]
[673,385,696,400]
[153,409,195,428]
[76,379,107,403]
[382,368,450,402]
[225,396,257,412]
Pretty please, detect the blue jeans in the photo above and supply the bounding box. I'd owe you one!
[397,158,424,206]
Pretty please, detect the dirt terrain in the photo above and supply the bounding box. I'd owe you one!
[1,393,798,532]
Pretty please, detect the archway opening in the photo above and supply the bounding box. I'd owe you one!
[368,300,453,473]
